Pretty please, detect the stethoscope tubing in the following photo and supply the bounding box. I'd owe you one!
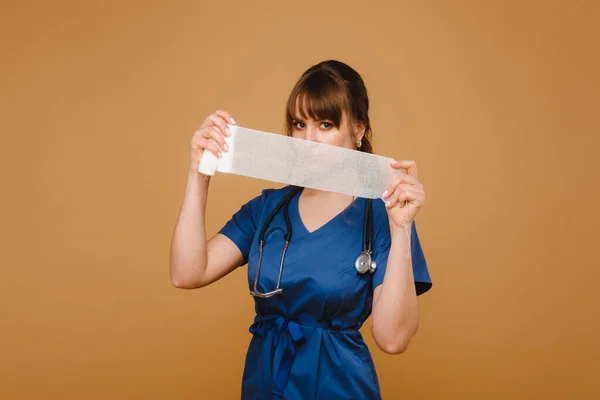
[250,186,374,298]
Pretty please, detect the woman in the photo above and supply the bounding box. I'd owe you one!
[170,60,432,399]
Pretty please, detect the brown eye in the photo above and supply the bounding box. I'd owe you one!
[294,122,305,129]
[321,122,332,129]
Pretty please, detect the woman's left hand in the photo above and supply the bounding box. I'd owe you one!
[381,160,425,229]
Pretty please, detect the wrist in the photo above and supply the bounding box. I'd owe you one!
[188,164,211,184]
[390,220,412,237]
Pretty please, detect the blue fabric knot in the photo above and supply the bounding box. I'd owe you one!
[250,315,307,398]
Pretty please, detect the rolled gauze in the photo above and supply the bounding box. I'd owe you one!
[198,124,399,200]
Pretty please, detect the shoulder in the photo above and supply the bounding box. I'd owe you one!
[220,186,295,236]
[261,185,297,201]
[254,185,296,206]
[238,185,297,218]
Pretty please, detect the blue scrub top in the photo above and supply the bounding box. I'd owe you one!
[219,186,432,399]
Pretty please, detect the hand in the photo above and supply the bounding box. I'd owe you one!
[190,110,236,171]
[381,160,425,229]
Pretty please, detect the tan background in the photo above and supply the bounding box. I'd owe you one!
[1,0,599,398]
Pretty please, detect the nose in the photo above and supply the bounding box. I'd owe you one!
[304,126,318,142]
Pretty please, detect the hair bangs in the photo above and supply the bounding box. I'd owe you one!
[285,72,350,133]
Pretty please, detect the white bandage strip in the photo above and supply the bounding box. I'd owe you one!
[198,125,399,200]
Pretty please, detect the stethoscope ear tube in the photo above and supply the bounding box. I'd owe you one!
[251,187,302,298]
[251,188,376,299]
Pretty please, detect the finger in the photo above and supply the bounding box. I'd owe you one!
[205,140,221,158]
[207,114,232,138]
[398,172,420,186]
[383,170,405,198]
[201,137,222,158]
[391,159,418,178]
[199,113,232,137]
[215,109,236,126]
[382,174,420,199]
[192,134,222,158]
[385,183,405,208]
[382,182,394,199]
[200,124,228,153]
[210,126,230,152]
[398,190,418,207]
[390,183,424,208]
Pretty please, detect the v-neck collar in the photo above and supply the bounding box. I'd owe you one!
[290,187,364,238]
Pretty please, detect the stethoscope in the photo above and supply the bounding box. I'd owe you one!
[250,186,375,298]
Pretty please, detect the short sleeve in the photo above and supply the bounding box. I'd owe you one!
[218,191,265,266]
[372,213,432,296]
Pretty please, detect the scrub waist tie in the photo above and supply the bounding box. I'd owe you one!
[249,314,357,399]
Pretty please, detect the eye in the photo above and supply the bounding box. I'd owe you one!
[293,121,305,129]
[320,122,333,129]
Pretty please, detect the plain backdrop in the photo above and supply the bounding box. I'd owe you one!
[1,0,599,399]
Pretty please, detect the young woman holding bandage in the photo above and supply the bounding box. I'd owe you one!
[170,60,432,399]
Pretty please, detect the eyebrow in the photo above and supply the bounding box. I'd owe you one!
[291,116,334,122]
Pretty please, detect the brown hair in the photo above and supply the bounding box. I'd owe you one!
[284,60,373,153]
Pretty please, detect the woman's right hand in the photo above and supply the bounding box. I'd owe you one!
[190,110,236,172]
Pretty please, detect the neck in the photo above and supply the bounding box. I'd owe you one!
[300,187,355,203]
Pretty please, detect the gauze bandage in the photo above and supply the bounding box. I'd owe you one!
[199,124,414,282]
[198,125,399,200]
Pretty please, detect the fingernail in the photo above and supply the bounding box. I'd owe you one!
[218,151,222,158]
[385,200,391,207]
[382,190,389,198]
[224,143,229,151]
[226,127,231,136]
[230,117,236,124]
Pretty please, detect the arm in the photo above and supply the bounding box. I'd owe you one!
[169,167,243,289]
[370,223,419,354]
[169,110,242,289]
[371,159,426,354]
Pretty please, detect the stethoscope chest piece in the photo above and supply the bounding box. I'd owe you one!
[354,197,376,275]
[355,251,377,275]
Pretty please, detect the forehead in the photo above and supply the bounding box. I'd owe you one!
[290,90,348,122]
[293,103,348,122]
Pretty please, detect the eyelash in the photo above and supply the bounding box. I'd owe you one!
[293,121,333,129]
